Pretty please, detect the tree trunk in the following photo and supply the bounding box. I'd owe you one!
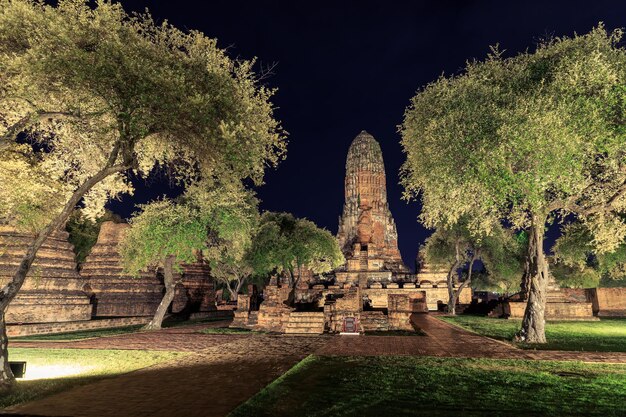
[285,267,299,307]
[447,241,461,315]
[144,256,178,330]
[451,252,476,315]
[0,158,126,391]
[0,313,13,392]
[516,215,549,343]
[230,277,245,302]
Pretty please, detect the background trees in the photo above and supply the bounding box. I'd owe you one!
[421,221,521,314]
[0,0,285,389]
[401,26,626,343]
[120,199,209,330]
[249,212,344,304]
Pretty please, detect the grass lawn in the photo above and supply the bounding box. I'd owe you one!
[1,348,187,409]
[365,330,425,336]
[439,316,626,352]
[199,327,253,335]
[230,355,626,417]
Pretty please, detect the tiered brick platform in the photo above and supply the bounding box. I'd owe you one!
[0,226,91,324]
[80,221,164,317]
[284,312,325,334]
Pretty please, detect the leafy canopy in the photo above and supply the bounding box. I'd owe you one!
[0,0,285,227]
[120,198,208,275]
[401,25,626,252]
[250,212,345,279]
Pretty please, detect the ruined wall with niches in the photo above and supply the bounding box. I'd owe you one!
[171,261,216,314]
[0,226,92,324]
[80,221,164,317]
[586,287,626,317]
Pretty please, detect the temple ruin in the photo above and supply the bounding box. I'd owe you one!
[237,131,471,334]
[0,226,92,324]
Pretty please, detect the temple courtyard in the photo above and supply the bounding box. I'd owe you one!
[1,315,624,417]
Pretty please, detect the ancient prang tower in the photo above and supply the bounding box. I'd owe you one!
[336,131,409,286]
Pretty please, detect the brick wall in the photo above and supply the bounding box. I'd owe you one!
[7,316,151,337]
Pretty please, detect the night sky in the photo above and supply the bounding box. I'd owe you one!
[107,0,626,270]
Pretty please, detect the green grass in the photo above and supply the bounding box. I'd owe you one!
[198,327,253,335]
[230,355,626,417]
[11,316,230,342]
[365,330,425,336]
[2,348,187,409]
[439,316,626,352]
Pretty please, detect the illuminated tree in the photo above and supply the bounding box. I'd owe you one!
[249,212,344,304]
[401,26,626,343]
[422,220,521,314]
[0,0,284,389]
[120,199,208,330]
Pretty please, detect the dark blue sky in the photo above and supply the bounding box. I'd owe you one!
[109,0,626,270]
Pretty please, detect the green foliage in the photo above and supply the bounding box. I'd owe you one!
[401,25,626,252]
[441,316,626,352]
[421,219,523,293]
[120,199,208,275]
[232,355,626,417]
[554,221,626,287]
[65,209,122,267]
[250,212,344,281]
[0,0,285,226]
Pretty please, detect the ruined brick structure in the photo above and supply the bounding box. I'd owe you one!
[82,221,217,318]
[0,226,92,324]
[81,221,165,317]
[336,131,409,286]
[247,131,470,334]
[172,257,217,315]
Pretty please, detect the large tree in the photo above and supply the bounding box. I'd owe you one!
[400,26,626,343]
[0,0,284,389]
[249,212,344,304]
[120,199,209,330]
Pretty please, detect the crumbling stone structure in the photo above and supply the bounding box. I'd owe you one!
[249,131,470,335]
[336,131,409,286]
[81,221,164,317]
[0,226,92,324]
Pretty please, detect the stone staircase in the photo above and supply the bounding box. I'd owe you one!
[284,312,325,334]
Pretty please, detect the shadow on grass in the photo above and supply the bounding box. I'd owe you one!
[230,355,626,417]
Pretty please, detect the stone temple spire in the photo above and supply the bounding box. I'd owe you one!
[337,131,408,280]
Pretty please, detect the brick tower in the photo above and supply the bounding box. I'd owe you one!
[336,131,409,285]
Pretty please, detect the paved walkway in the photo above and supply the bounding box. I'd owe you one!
[6,315,626,417]
[317,314,626,363]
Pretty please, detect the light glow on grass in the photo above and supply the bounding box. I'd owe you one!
[2,348,187,409]
[22,364,97,381]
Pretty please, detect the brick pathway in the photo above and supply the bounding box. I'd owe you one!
[9,331,328,417]
[316,314,626,363]
[6,315,626,417]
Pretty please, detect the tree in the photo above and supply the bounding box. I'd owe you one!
[0,0,285,389]
[249,212,345,304]
[553,221,626,288]
[200,185,260,303]
[422,220,520,314]
[401,26,626,343]
[120,199,208,330]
